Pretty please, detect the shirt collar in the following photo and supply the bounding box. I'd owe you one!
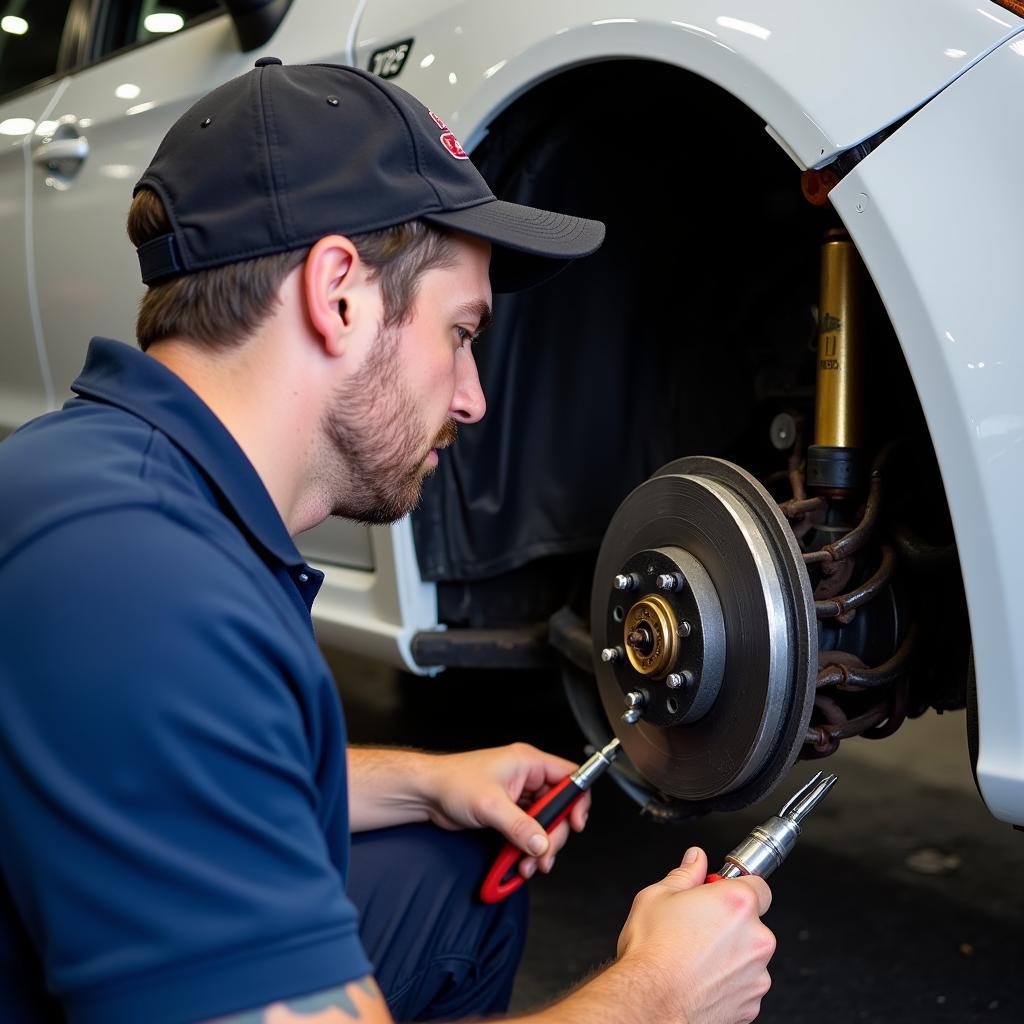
[71,337,305,569]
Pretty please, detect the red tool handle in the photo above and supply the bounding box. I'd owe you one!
[479,776,582,904]
[705,873,725,883]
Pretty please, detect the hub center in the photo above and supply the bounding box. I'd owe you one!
[623,595,677,677]
[626,622,655,657]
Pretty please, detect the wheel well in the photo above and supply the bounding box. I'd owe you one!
[416,60,969,717]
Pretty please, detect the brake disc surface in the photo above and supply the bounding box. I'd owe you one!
[591,457,817,811]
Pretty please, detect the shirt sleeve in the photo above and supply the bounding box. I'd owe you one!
[0,506,372,1024]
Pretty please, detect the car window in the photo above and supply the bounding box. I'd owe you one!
[0,0,77,96]
[94,0,221,58]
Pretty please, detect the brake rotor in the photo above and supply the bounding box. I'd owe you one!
[591,457,817,812]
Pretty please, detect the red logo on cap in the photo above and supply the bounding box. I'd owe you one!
[429,111,468,160]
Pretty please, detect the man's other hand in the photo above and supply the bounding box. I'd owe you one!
[422,743,591,877]
[615,846,775,1024]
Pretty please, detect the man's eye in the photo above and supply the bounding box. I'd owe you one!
[455,326,476,348]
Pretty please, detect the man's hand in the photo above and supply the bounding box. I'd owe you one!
[614,846,775,1024]
[420,743,591,877]
[345,743,589,875]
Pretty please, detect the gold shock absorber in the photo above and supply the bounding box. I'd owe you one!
[807,229,866,492]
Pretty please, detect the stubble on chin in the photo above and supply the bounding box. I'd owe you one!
[320,326,456,525]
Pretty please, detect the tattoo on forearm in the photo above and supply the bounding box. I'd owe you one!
[276,977,378,1019]
[210,975,381,1022]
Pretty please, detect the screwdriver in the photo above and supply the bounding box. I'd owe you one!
[706,771,838,883]
[480,738,621,903]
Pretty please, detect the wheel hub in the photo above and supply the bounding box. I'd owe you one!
[591,457,817,810]
[609,546,726,728]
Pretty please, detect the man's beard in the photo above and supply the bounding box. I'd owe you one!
[321,326,458,525]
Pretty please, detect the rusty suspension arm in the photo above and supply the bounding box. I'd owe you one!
[779,496,827,520]
[817,622,918,690]
[806,624,917,753]
[814,543,895,620]
[806,678,911,753]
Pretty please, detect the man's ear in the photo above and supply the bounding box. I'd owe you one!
[303,235,367,356]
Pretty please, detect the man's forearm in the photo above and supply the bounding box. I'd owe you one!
[347,746,436,832]
[511,959,675,1024]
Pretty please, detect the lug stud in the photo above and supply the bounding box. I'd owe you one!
[622,708,642,724]
[613,574,636,591]
[666,670,695,690]
[624,690,646,709]
[678,620,692,638]
[600,647,622,663]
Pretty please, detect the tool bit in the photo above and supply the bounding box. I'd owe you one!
[572,737,622,788]
[710,771,838,881]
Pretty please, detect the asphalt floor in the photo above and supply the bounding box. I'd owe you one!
[329,652,1024,1024]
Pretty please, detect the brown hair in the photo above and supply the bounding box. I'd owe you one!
[126,189,457,352]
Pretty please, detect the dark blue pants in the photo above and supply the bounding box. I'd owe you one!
[348,823,529,1022]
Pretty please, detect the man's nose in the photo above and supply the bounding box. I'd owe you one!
[451,349,486,424]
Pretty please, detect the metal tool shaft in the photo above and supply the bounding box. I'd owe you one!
[571,738,621,789]
[716,771,837,879]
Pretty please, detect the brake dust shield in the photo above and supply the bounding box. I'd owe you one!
[591,457,817,812]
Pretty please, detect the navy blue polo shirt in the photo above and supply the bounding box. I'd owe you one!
[0,338,371,1023]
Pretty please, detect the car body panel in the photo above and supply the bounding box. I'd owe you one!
[297,517,375,572]
[830,33,1024,825]
[314,518,440,673]
[0,79,65,431]
[355,0,1022,170]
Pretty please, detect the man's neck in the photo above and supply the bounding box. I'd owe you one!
[147,335,314,534]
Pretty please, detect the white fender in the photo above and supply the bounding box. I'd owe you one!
[831,35,1024,826]
[355,0,1021,169]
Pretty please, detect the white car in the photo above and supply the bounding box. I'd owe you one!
[3,0,1023,825]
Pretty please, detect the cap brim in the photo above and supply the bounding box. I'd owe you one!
[422,199,605,293]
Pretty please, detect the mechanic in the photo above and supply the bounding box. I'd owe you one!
[0,60,775,1024]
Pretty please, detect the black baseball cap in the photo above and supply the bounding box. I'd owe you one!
[134,57,604,293]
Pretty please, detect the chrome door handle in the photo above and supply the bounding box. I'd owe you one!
[33,137,90,165]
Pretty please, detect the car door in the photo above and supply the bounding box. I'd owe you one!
[0,0,79,432]
[28,0,252,398]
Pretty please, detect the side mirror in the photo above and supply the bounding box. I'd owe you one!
[220,0,294,52]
